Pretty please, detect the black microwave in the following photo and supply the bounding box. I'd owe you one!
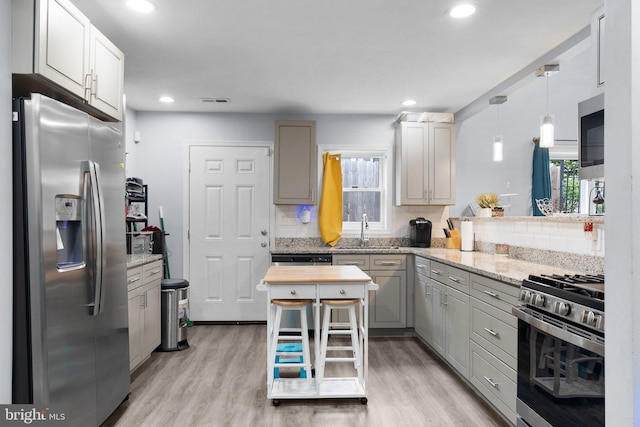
[578,93,604,180]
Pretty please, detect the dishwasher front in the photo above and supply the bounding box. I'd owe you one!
[270,254,333,331]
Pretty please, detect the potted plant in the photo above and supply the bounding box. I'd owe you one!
[475,193,499,217]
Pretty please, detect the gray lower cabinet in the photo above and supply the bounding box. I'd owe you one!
[414,257,521,424]
[469,273,519,424]
[416,260,470,379]
[127,259,162,372]
[414,256,431,341]
[333,254,407,328]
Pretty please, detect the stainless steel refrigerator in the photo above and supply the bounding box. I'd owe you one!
[12,93,130,426]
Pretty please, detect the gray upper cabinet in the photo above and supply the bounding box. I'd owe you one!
[395,121,456,205]
[273,120,317,204]
[12,0,124,121]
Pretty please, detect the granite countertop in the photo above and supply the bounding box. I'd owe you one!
[271,246,582,288]
[411,248,580,287]
[127,253,163,268]
[270,246,413,255]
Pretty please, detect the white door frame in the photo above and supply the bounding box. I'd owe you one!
[182,140,274,284]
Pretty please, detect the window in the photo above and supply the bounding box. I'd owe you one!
[322,148,390,233]
[550,160,580,213]
[548,140,580,213]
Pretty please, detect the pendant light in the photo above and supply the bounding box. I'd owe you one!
[489,96,507,161]
[536,64,559,148]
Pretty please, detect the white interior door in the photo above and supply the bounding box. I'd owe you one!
[188,145,271,321]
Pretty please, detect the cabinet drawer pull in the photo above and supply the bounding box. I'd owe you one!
[128,277,140,284]
[379,261,398,266]
[483,327,500,337]
[339,289,346,295]
[483,290,499,298]
[449,276,459,282]
[483,376,499,388]
[431,270,442,276]
[149,269,161,276]
[344,261,363,265]
[290,290,297,295]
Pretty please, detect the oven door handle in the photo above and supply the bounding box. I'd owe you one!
[512,306,604,356]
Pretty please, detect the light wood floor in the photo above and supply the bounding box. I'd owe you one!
[102,324,509,427]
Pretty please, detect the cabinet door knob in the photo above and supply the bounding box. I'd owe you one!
[261,230,268,236]
[261,242,267,247]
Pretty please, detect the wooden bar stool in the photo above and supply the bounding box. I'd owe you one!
[269,299,313,381]
[317,298,363,383]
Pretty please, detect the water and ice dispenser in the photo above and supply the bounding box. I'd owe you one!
[55,195,84,270]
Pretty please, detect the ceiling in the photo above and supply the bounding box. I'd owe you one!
[72,0,603,115]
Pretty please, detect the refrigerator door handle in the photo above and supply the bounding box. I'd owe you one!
[84,160,107,315]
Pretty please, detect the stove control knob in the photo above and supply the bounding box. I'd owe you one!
[555,301,571,316]
[532,293,546,307]
[519,290,531,302]
[584,310,596,325]
[583,311,603,329]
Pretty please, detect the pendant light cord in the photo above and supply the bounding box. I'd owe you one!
[546,74,549,115]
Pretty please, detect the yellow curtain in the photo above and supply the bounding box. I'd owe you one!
[319,152,342,246]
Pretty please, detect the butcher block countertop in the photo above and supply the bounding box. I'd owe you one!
[262,265,372,284]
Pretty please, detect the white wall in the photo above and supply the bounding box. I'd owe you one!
[604,0,639,424]
[453,41,597,217]
[1,0,13,403]
[126,112,451,277]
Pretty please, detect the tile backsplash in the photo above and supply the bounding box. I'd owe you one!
[461,216,605,274]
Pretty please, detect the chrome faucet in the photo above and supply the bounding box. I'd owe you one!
[360,213,369,247]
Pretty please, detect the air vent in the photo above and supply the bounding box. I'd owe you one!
[200,98,231,104]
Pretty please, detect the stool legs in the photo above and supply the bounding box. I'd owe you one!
[269,302,313,382]
[317,300,363,385]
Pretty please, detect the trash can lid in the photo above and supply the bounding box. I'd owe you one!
[161,278,189,289]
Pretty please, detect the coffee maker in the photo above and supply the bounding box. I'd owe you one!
[409,218,432,247]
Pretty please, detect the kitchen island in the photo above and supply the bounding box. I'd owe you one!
[257,265,379,404]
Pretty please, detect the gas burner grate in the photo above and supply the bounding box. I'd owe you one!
[524,274,605,312]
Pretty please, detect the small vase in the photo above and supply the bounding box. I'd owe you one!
[476,207,492,218]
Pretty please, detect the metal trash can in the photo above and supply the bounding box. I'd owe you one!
[160,278,190,351]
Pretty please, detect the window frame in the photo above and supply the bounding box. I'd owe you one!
[320,146,392,235]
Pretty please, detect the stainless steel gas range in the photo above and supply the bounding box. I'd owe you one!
[512,274,605,427]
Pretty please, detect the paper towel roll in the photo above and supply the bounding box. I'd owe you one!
[460,221,474,252]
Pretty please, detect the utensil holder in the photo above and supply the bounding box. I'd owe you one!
[445,230,461,249]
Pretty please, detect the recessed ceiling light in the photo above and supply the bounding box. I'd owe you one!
[159,96,174,103]
[126,0,157,13]
[402,100,417,106]
[450,4,476,19]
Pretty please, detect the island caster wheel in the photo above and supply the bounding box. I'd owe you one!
[360,397,368,405]
[272,400,280,407]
